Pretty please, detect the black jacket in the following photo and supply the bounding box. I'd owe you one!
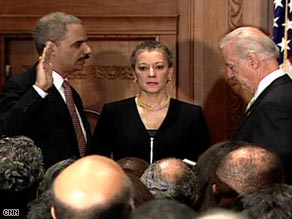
[91,97,210,163]
[0,65,92,168]
[231,74,292,184]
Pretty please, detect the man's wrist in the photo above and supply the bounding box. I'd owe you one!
[32,85,48,98]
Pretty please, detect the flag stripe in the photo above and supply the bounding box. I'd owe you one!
[273,0,292,72]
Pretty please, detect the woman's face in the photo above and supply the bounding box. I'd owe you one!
[134,50,173,94]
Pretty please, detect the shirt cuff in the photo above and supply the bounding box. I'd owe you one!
[32,85,48,98]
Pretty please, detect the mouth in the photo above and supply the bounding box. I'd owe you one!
[78,56,90,65]
[146,82,159,86]
[78,54,90,62]
[78,59,86,66]
[147,81,158,84]
[227,77,240,87]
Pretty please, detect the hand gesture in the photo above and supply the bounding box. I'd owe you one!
[35,42,54,92]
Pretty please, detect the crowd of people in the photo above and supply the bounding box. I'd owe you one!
[1,136,291,219]
[0,11,291,219]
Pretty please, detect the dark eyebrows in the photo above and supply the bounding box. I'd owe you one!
[225,63,235,69]
[71,39,86,46]
[137,61,166,66]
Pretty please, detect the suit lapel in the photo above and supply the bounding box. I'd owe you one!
[47,86,72,121]
[231,74,292,138]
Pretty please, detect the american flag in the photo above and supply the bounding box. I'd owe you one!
[273,0,292,72]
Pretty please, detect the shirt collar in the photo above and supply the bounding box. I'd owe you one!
[52,71,65,90]
[254,68,285,100]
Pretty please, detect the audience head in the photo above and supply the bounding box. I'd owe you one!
[238,184,292,219]
[195,208,247,219]
[37,158,75,196]
[214,144,284,209]
[51,155,133,219]
[117,157,149,177]
[193,140,246,212]
[129,199,197,219]
[28,190,54,219]
[28,158,76,219]
[216,144,284,194]
[219,26,280,93]
[123,169,154,208]
[140,157,198,207]
[0,135,44,207]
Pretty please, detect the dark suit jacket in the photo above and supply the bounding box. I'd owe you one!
[91,97,210,163]
[0,65,92,168]
[231,74,292,184]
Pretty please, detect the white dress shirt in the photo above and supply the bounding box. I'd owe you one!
[33,71,87,141]
[246,68,285,111]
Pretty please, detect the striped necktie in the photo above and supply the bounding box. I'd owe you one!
[63,80,86,157]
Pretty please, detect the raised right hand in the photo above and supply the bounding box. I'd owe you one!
[35,41,54,92]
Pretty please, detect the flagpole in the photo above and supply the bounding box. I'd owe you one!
[284,0,289,72]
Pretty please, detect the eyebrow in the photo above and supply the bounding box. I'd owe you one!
[225,63,235,67]
[137,62,166,65]
[71,39,86,46]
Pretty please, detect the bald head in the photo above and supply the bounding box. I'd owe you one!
[141,158,198,206]
[159,158,189,183]
[216,145,284,194]
[52,155,133,219]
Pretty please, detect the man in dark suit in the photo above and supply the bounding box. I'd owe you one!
[219,26,292,184]
[0,12,92,168]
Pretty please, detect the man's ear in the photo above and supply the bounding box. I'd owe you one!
[124,201,135,219]
[191,194,199,208]
[212,183,220,195]
[51,206,57,219]
[130,198,135,212]
[247,53,260,69]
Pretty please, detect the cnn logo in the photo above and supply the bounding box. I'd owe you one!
[3,209,19,217]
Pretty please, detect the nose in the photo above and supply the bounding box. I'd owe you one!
[148,67,156,77]
[227,68,235,80]
[83,42,92,55]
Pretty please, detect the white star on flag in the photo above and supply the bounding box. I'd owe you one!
[278,37,290,52]
[273,0,292,75]
[274,0,284,9]
[274,16,280,27]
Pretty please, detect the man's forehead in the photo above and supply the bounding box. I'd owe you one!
[63,23,86,39]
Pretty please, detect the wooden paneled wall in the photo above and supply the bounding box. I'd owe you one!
[0,0,273,143]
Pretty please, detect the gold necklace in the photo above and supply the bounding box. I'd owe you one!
[136,93,171,112]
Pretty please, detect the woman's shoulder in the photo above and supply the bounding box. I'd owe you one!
[103,97,136,110]
[171,98,203,111]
